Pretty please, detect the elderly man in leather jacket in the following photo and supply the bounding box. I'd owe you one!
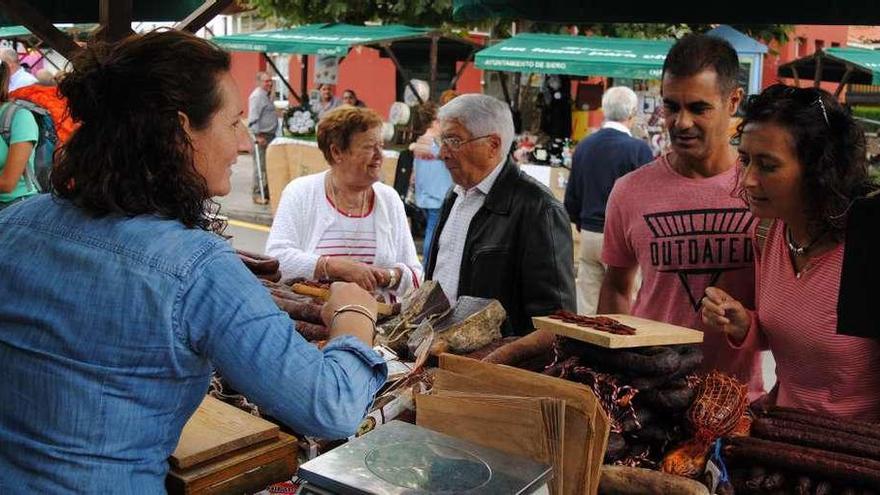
[424,94,576,336]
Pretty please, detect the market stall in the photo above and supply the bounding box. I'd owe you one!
[474,32,672,160]
[778,46,880,96]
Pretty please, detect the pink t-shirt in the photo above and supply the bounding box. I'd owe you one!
[603,154,763,396]
[744,220,880,421]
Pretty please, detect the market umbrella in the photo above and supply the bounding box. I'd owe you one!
[778,47,880,86]
[211,23,431,56]
[475,33,672,79]
[0,0,207,26]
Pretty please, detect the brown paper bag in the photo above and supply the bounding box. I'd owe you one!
[437,354,609,495]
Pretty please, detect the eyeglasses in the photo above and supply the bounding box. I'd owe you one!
[433,134,494,151]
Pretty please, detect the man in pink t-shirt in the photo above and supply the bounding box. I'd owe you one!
[598,34,764,396]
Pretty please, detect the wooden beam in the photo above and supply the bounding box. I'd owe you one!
[791,65,800,86]
[0,0,81,59]
[835,66,854,98]
[175,0,235,34]
[263,52,301,104]
[429,34,439,102]
[92,0,134,42]
[300,55,309,106]
[382,43,425,105]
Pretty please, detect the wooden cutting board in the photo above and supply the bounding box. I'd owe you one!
[532,314,704,349]
[170,396,280,470]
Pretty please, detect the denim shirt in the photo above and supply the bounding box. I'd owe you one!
[0,196,387,493]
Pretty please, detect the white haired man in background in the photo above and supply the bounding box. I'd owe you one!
[0,47,37,91]
[423,94,575,336]
[564,86,654,314]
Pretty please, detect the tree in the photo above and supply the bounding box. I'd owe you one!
[246,0,454,26]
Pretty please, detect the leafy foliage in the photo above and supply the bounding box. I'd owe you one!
[246,0,454,26]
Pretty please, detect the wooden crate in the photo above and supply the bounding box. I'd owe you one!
[166,432,298,495]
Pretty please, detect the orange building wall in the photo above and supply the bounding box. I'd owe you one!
[454,61,483,95]
[230,52,266,115]
[762,25,849,94]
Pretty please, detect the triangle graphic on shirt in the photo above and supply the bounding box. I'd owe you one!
[677,270,721,311]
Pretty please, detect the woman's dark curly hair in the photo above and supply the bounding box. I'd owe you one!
[734,83,877,241]
[53,30,231,230]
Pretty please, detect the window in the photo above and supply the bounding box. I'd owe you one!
[815,39,825,52]
[832,42,841,47]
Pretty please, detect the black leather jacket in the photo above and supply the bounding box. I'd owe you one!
[425,160,576,336]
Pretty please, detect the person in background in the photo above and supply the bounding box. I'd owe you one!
[0,47,37,91]
[247,71,276,205]
[312,83,342,119]
[701,84,880,421]
[342,89,366,108]
[598,34,763,397]
[0,61,38,211]
[425,94,575,336]
[267,105,422,299]
[564,86,653,314]
[409,102,453,265]
[0,31,386,491]
[35,68,56,86]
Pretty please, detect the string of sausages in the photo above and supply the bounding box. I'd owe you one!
[549,310,638,335]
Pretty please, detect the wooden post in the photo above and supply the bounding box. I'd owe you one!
[0,0,81,59]
[813,52,823,88]
[263,53,301,104]
[300,54,309,107]
[791,65,801,86]
[382,43,425,105]
[429,33,439,102]
[175,0,235,33]
[835,66,854,98]
[93,0,134,42]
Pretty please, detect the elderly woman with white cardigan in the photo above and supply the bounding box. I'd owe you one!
[266,106,421,299]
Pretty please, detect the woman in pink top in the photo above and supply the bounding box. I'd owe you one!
[701,84,880,421]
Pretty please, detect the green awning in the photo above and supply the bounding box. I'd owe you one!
[778,47,880,85]
[1,1,205,26]
[211,23,430,56]
[475,33,672,79]
[0,24,95,40]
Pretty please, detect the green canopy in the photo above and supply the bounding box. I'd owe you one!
[0,1,205,26]
[475,33,672,79]
[211,23,430,56]
[0,24,95,40]
[778,47,880,85]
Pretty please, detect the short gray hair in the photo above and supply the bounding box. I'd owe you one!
[437,94,514,157]
[601,86,639,122]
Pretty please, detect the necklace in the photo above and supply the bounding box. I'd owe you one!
[328,173,367,218]
[785,226,822,257]
[327,173,370,259]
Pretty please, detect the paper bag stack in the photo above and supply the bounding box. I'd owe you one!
[416,354,610,495]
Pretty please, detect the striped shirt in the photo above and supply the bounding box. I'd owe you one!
[433,160,505,302]
[740,220,880,421]
[315,195,377,265]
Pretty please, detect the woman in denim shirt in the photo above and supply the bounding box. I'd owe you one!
[0,31,387,493]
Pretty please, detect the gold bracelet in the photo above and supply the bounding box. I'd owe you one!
[331,304,377,336]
